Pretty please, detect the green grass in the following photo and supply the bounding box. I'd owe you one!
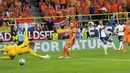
[1,49,130,73]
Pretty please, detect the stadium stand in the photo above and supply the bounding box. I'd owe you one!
[0,0,130,41]
[37,0,130,29]
[0,0,31,18]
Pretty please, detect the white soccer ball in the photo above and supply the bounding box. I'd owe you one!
[19,59,25,66]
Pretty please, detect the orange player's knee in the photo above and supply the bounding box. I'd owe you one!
[64,46,68,50]
[64,44,68,49]
[128,43,130,46]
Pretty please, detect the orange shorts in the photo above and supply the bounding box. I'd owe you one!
[123,36,130,43]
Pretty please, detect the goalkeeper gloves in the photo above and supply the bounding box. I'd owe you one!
[41,54,50,59]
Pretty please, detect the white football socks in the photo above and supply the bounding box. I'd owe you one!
[110,42,117,50]
[104,44,108,54]
[119,41,123,50]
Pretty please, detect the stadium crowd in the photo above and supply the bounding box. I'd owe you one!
[0,0,31,18]
[37,0,130,32]
[0,0,130,42]
[38,0,130,20]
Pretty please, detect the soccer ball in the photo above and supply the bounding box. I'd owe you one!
[19,59,25,66]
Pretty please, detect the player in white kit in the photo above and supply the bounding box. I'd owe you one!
[96,21,118,55]
[114,21,124,50]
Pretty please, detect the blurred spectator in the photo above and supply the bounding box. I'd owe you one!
[89,4,95,19]
[81,2,89,25]
[60,0,67,8]
[111,1,119,22]
[40,3,47,15]
[108,17,116,26]
[0,0,130,41]
[99,5,107,19]
[17,29,24,45]
[0,0,31,18]
[52,30,58,40]
[99,5,107,13]
[82,27,89,38]
[55,1,60,10]
[69,4,76,15]
[122,3,127,12]
[108,16,116,30]
[0,17,4,26]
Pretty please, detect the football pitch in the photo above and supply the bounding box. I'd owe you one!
[1,49,130,73]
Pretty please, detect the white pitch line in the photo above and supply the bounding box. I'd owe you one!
[80,58,130,62]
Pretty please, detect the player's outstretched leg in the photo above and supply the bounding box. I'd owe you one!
[59,49,65,59]
[66,48,71,59]
[0,56,12,60]
[111,42,119,51]
[65,42,75,59]
[108,40,119,51]
[59,47,67,59]
[118,41,123,50]
[103,43,108,55]
[123,42,126,52]
[59,45,71,59]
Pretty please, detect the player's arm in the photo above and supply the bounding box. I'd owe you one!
[29,50,42,58]
[99,25,106,30]
[29,50,50,59]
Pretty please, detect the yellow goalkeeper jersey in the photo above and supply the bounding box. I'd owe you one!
[4,30,42,58]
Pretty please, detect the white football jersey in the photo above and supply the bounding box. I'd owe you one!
[96,25,107,37]
[114,24,124,36]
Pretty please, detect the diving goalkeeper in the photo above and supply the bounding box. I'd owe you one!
[0,23,50,60]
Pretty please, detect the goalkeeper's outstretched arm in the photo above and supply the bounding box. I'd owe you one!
[29,50,50,59]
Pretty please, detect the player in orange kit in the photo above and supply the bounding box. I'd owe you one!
[123,20,130,52]
[59,22,77,59]
[0,23,50,60]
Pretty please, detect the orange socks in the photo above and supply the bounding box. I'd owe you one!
[62,48,66,56]
[123,44,126,51]
[62,48,71,57]
[66,50,71,57]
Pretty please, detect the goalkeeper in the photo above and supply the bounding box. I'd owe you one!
[0,23,50,60]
